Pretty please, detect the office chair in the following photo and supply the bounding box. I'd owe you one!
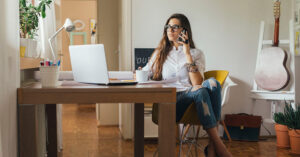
[152,70,237,157]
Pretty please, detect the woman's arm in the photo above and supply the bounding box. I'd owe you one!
[185,50,203,86]
[179,32,203,86]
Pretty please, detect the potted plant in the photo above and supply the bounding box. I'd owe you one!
[19,0,52,57]
[274,112,290,148]
[284,104,300,154]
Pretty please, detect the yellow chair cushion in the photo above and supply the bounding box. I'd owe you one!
[204,70,229,87]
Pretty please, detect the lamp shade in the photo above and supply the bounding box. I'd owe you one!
[63,18,75,32]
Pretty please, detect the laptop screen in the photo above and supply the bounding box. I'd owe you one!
[69,44,110,84]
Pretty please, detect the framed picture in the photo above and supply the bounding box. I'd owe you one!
[70,32,87,45]
[90,19,97,44]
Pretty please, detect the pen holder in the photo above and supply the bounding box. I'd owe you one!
[40,66,59,88]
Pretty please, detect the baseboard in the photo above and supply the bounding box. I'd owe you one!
[97,123,119,127]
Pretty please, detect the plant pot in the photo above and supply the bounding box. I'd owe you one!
[275,124,290,148]
[288,129,300,154]
[20,38,39,58]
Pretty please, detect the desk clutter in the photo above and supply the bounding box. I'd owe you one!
[34,70,134,84]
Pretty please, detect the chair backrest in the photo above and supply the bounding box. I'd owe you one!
[221,76,237,107]
[204,70,229,86]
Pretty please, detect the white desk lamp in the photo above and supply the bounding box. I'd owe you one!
[48,18,75,61]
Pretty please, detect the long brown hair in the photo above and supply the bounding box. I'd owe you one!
[151,13,195,80]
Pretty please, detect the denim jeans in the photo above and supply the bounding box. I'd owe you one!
[176,78,222,129]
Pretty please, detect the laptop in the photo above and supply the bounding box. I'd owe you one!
[69,44,137,85]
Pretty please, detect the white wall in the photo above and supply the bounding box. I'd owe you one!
[119,0,132,71]
[0,0,20,156]
[98,0,119,71]
[132,0,292,135]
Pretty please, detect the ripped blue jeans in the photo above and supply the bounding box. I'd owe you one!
[176,78,221,130]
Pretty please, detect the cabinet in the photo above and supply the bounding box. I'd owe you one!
[96,103,119,126]
[119,103,158,139]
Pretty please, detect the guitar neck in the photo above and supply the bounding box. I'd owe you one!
[273,0,280,47]
[273,18,280,47]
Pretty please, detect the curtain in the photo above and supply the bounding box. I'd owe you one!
[37,1,57,60]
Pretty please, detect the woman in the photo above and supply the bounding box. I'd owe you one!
[142,13,232,157]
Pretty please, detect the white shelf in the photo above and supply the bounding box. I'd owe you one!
[251,90,295,101]
[20,57,43,70]
[262,40,290,45]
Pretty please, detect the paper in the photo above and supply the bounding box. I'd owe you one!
[138,78,177,84]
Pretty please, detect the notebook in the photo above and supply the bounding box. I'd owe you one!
[69,44,137,85]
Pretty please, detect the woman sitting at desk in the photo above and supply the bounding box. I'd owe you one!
[142,13,232,157]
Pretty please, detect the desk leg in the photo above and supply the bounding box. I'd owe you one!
[18,105,38,157]
[46,104,58,157]
[158,103,176,157]
[134,103,144,157]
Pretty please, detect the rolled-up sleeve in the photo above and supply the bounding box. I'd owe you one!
[142,51,158,77]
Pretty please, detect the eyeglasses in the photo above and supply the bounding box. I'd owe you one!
[164,24,182,32]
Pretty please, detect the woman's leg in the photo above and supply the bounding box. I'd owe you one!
[175,91,194,122]
[202,78,222,121]
[176,78,221,123]
[190,87,217,129]
[202,78,225,156]
[189,85,231,157]
[206,127,232,157]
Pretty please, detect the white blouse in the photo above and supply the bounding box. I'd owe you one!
[143,46,205,92]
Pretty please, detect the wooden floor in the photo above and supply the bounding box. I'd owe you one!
[60,104,298,157]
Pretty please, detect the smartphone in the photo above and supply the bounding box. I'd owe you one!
[177,29,187,42]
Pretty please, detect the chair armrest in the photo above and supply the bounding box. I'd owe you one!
[221,77,237,107]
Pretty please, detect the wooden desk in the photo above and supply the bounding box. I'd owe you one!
[17,81,176,157]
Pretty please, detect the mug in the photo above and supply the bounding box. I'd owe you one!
[136,70,149,82]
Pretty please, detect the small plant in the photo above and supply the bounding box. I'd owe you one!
[284,102,300,130]
[19,0,53,39]
[274,112,287,125]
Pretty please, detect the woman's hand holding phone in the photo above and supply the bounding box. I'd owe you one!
[177,29,191,57]
[177,29,189,44]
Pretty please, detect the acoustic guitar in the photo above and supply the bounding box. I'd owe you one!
[254,0,289,91]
